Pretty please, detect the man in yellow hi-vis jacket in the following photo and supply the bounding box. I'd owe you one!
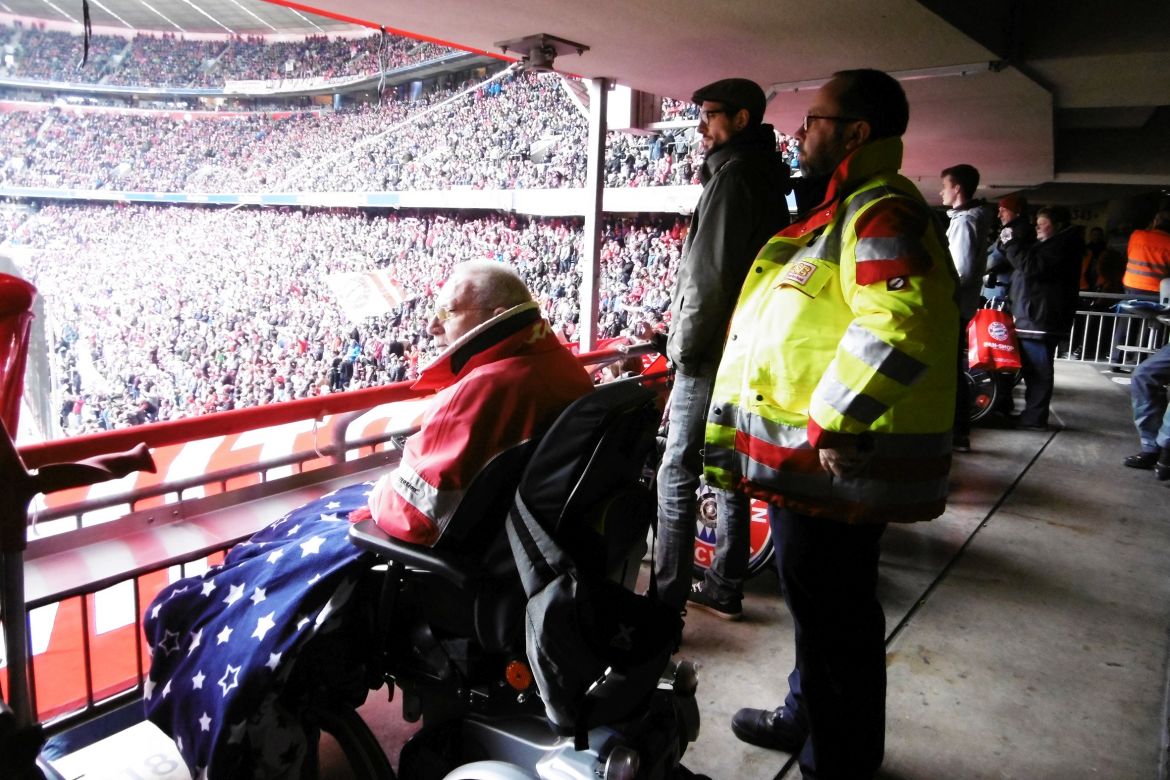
[709,70,958,780]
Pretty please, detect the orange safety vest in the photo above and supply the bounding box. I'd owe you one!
[1122,228,1170,293]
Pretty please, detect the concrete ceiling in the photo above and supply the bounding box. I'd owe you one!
[6,0,1169,203]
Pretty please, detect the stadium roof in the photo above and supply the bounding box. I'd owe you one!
[0,0,358,35]
[8,0,1170,201]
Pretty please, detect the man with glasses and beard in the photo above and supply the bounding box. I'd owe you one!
[706,70,958,779]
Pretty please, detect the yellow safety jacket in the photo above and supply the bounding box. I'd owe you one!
[704,138,958,524]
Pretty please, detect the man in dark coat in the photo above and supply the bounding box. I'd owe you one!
[1003,205,1085,429]
[656,78,792,617]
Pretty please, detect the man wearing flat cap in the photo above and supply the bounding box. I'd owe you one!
[655,77,792,616]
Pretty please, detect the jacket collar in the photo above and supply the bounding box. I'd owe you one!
[412,302,544,391]
[700,123,779,184]
[781,137,904,237]
[947,198,986,219]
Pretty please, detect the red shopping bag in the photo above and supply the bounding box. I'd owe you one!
[968,307,1022,371]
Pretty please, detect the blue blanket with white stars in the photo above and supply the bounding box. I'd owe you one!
[142,482,376,779]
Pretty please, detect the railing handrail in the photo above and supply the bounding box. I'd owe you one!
[1077,290,1159,302]
[17,343,653,469]
[26,425,415,525]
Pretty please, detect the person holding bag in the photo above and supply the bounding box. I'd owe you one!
[1002,206,1085,430]
[968,301,1022,373]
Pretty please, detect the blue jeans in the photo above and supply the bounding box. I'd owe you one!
[654,371,750,610]
[1018,336,1059,427]
[1131,344,1170,452]
[771,507,887,780]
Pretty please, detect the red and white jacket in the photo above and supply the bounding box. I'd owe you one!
[369,302,593,545]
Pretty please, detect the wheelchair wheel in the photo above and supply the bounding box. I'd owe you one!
[690,487,774,580]
[967,368,998,422]
[313,702,397,780]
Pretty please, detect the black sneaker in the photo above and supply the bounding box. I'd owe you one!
[730,706,806,753]
[687,581,742,621]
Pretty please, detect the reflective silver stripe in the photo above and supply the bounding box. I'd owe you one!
[790,230,837,264]
[841,322,928,387]
[710,402,811,450]
[709,444,947,506]
[818,379,888,425]
[716,408,950,460]
[391,462,465,528]
[704,444,740,471]
[843,184,896,219]
[706,444,828,495]
[854,236,916,262]
[775,183,897,267]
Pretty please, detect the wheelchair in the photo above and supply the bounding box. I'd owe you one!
[325,379,700,780]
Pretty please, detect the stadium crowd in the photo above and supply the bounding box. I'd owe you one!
[8,202,686,434]
[1,23,447,87]
[1,70,796,192]
[0,29,799,438]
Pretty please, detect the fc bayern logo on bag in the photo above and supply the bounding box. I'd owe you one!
[988,321,1010,341]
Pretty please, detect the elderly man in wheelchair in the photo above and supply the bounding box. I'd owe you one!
[142,261,699,780]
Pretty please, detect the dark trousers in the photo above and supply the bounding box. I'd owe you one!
[954,317,970,437]
[770,507,887,780]
[1018,336,1059,427]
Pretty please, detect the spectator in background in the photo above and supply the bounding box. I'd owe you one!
[1081,227,1126,294]
[939,163,993,451]
[1002,205,1085,430]
[12,203,688,437]
[1124,341,1170,479]
[655,78,791,618]
[985,195,1035,416]
[985,194,1033,301]
[1067,226,1125,360]
[1122,210,1170,297]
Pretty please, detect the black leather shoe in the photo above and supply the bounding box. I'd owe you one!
[1124,450,1161,470]
[730,707,806,753]
[1018,423,1049,432]
[1155,458,1170,481]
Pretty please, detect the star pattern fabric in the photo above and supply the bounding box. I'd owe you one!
[142,483,375,778]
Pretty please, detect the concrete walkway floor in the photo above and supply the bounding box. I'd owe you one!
[678,361,1170,780]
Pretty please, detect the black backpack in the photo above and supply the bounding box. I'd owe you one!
[505,381,682,748]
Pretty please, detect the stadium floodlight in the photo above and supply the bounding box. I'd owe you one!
[495,33,589,73]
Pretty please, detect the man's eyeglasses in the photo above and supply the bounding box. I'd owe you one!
[433,305,491,323]
[698,108,728,124]
[801,114,863,133]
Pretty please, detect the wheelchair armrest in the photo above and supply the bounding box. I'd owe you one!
[348,519,471,589]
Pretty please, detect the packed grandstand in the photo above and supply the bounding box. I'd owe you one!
[0,20,799,440]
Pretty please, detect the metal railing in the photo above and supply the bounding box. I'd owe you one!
[1055,291,1164,366]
